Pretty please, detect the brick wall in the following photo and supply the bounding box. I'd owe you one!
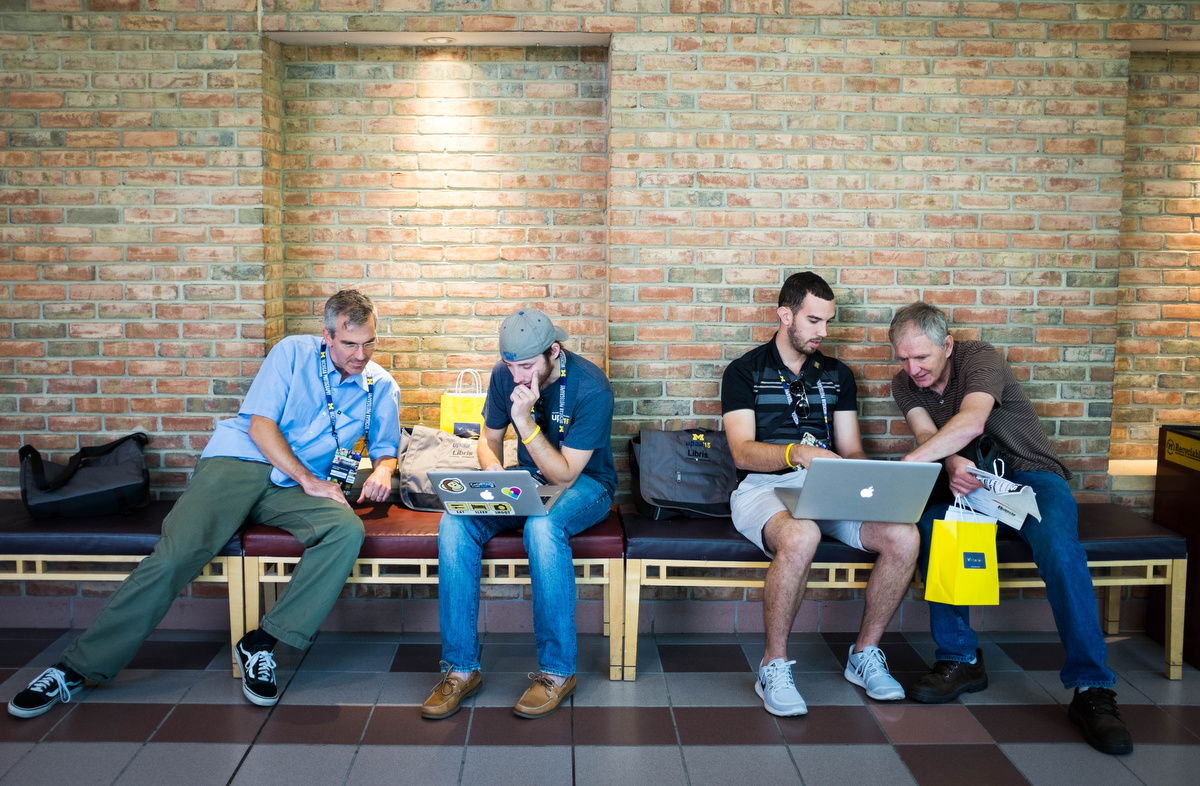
[604,15,1131,508]
[276,43,609,426]
[1114,50,1200,509]
[0,23,281,494]
[2,3,1199,632]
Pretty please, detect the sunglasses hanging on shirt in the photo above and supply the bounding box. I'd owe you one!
[777,369,831,451]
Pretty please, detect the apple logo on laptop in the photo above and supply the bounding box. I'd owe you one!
[480,490,494,500]
[860,486,874,499]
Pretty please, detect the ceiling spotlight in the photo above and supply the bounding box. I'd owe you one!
[424,37,456,44]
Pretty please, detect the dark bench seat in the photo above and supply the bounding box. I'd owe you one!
[619,502,1187,681]
[241,502,627,680]
[0,500,246,675]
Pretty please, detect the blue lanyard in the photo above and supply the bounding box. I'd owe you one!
[776,368,830,442]
[319,343,373,450]
[555,352,567,437]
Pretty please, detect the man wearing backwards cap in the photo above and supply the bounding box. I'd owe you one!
[422,307,617,720]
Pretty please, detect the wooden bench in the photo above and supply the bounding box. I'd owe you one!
[619,502,1187,682]
[240,501,628,680]
[0,500,246,677]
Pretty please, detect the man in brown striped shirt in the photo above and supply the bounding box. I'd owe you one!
[889,302,1132,756]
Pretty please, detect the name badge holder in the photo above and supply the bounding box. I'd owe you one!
[320,343,374,491]
[777,368,832,459]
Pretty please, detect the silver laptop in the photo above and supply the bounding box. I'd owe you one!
[774,458,941,523]
[427,470,567,517]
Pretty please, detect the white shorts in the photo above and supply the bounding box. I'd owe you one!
[729,470,865,558]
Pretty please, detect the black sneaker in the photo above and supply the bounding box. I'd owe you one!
[234,634,279,707]
[1069,687,1132,755]
[8,664,85,719]
[907,648,988,703]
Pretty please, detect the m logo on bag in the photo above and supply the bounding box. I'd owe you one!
[963,552,987,570]
[687,431,715,461]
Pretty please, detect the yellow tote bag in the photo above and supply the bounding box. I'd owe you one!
[439,369,486,439]
[924,503,1000,606]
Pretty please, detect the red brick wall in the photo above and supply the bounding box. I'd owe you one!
[276,44,609,426]
[2,1,1198,632]
[1114,51,1200,501]
[1,4,1198,505]
[0,24,282,494]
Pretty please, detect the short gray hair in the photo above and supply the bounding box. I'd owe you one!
[889,302,950,348]
[324,289,376,335]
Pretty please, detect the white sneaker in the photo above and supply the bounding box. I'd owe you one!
[755,658,807,716]
[844,645,904,701]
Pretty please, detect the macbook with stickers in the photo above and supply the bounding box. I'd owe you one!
[427,470,567,517]
[774,457,942,524]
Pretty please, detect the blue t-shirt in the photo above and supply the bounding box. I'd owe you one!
[483,349,617,496]
[201,334,401,487]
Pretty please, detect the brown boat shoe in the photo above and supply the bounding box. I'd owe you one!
[421,666,482,720]
[513,672,576,719]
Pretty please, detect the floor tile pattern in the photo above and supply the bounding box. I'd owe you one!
[0,627,1195,784]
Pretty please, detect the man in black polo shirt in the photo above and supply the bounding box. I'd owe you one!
[721,272,919,717]
[891,301,1131,755]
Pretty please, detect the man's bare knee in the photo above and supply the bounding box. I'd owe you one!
[863,521,919,559]
[766,515,820,563]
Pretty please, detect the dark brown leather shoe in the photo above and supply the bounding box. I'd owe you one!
[907,648,987,703]
[421,668,482,719]
[513,673,576,719]
[1069,687,1132,755]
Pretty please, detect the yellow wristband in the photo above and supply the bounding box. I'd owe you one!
[784,443,797,468]
[521,425,541,445]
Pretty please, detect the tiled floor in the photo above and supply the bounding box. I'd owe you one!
[1,627,1197,785]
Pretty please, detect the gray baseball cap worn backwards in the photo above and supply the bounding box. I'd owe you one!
[499,308,569,362]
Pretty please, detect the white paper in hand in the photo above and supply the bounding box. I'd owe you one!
[964,466,1041,530]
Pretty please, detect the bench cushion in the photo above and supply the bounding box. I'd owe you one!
[0,500,242,557]
[621,502,1186,563]
[1003,503,1186,562]
[241,502,624,561]
[620,504,873,563]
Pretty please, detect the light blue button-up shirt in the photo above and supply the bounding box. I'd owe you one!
[201,334,401,487]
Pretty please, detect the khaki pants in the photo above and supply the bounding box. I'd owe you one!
[61,457,365,682]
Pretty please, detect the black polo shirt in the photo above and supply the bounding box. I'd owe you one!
[721,335,858,478]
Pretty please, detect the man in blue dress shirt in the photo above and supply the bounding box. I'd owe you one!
[8,289,400,719]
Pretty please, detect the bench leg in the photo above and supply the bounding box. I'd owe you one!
[239,558,262,678]
[225,556,246,679]
[262,578,278,615]
[622,559,642,681]
[1166,558,1187,680]
[1105,566,1122,636]
[607,558,624,681]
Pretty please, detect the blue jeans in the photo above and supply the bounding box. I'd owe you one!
[917,470,1115,690]
[437,472,612,677]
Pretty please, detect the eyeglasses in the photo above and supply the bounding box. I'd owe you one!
[788,380,811,420]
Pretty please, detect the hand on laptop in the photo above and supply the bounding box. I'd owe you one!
[793,444,841,470]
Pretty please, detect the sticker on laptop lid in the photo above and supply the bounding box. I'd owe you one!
[502,487,521,500]
[489,502,514,515]
[439,478,465,493]
[446,502,470,514]
[469,481,496,489]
